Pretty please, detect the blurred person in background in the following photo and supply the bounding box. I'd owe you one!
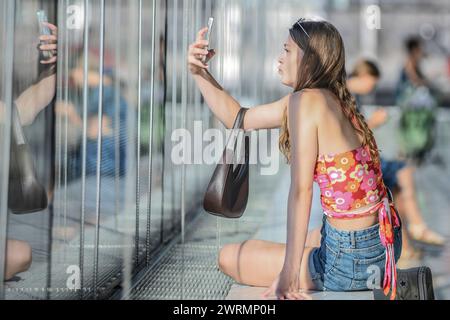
[396,36,430,100]
[348,59,445,268]
[396,36,440,165]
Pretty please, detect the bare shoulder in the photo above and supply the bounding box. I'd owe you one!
[288,88,328,123]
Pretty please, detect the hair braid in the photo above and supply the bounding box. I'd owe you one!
[331,80,381,164]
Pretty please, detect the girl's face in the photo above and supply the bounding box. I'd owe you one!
[277,34,304,88]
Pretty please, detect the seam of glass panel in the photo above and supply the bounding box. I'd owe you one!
[93,0,106,300]
[135,0,142,268]
[0,0,15,297]
[79,0,91,299]
[146,0,157,266]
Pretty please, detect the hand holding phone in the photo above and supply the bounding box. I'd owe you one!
[187,18,215,75]
[202,17,214,63]
[36,10,53,60]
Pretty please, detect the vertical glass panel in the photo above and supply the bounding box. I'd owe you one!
[0,0,15,298]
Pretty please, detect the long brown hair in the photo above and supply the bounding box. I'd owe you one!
[279,19,380,164]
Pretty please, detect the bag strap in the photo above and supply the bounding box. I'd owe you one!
[223,108,248,165]
[12,103,27,145]
[225,108,247,147]
[231,108,247,130]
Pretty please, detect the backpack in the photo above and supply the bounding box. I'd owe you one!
[397,85,437,162]
[399,107,436,159]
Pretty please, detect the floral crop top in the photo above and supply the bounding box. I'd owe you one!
[314,144,386,217]
[313,144,401,300]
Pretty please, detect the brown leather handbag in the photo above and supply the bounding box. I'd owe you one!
[8,104,48,214]
[203,108,249,218]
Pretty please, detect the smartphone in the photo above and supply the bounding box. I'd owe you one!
[36,10,53,60]
[202,17,214,63]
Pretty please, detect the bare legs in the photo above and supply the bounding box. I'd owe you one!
[397,166,424,225]
[218,229,321,290]
[396,166,445,245]
[393,188,416,252]
[4,239,32,281]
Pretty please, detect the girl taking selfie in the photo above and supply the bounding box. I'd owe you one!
[187,18,402,300]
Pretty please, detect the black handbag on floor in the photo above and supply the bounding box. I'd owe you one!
[8,104,48,214]
[373,266,435,300]
[203,108,249,218]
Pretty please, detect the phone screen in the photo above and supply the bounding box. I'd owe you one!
[203,17,214,63]
[37,10,52,59]
[37,10,51,35]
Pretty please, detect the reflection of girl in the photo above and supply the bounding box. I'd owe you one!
[1,22,57,281]
[189,19,402,300]
[0,23,57,126]
[56,55,128,178]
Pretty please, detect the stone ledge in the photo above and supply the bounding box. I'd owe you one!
[225,283,374,300]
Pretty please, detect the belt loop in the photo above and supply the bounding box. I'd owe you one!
[351,232,356,248]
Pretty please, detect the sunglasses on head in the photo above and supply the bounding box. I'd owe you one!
[296,18,310,38]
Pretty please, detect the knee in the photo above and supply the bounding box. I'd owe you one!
[218,243,239,276]
[21,243,32,272]
[5,240,32,281]
[10,240,32,273]
[218,240,255,281]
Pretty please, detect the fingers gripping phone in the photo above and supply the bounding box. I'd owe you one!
[202,17,214,63]
[36,10,53,60]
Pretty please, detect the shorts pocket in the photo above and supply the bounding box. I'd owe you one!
[320,243,341,275]
[351,252,386,290]
[322,247,353,291]
[353,251,386,282]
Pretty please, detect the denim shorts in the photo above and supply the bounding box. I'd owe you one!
[308,214,402,291]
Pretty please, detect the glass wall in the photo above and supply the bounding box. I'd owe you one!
[0,0,208,300]
[0,0,15,298]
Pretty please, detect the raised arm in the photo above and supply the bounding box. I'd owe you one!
[15,72,56,126]
[276,91,319,299]
[15,22,58,126]
[188,28,288,131]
